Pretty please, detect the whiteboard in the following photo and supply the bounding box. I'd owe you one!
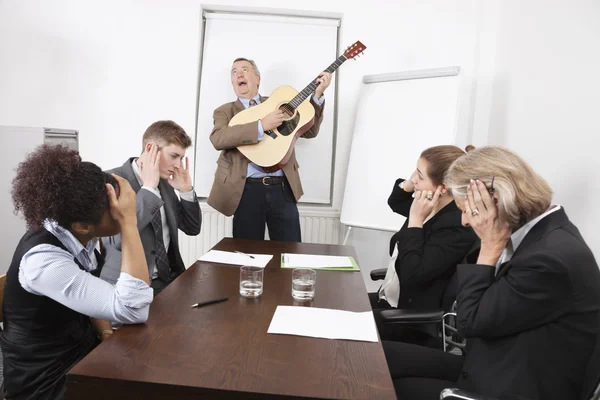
[194,12,339,204]
[340,68,461,232]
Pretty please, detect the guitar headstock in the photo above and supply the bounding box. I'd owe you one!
[343,41,367,60]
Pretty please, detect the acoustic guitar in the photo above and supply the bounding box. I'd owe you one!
[232,41,367,171]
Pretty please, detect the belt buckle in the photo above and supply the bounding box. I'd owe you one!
[262,176,271,186]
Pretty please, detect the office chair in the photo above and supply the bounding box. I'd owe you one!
[439,323,600,400]
[0,273,6,395]
[371,269,465,353]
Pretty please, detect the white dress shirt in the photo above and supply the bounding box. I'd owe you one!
[494,205,562,273]
[378,246,401,307]
[19,220,153,324]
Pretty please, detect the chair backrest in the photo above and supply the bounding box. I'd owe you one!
[582,325,600,400]
[0,273,5,323]
[0,273,5,395]
[441,271,458,312]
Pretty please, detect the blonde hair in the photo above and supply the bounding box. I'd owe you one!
[445,146,553,230]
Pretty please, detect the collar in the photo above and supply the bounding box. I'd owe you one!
[43,219,98,260]
[511,205,562,252]
[238,94,261,109]
[131,158,143,186]
[495,205,562,271]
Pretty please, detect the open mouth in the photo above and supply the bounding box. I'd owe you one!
[237,80,247,88]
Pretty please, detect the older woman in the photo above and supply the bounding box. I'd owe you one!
[384,146,600,400]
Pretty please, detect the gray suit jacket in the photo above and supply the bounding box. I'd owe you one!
[100,158,201,285]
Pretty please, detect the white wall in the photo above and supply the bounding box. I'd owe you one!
[473,0,600,259]
[0,0,480,290]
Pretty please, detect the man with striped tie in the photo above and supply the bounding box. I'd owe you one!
[101,120,202,295]
[208,57,331,242]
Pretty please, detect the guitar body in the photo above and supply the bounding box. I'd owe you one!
[232,85,315,169]
[231,41,367,170]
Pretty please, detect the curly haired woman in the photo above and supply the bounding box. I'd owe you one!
[1,145,153,400]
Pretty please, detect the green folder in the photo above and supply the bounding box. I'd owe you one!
[280,253,360,272]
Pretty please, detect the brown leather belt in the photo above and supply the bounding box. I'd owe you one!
[246,176,284,185]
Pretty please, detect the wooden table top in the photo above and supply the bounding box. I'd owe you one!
[67,238,396,399]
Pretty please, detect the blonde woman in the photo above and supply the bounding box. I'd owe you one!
[385,146,600,400]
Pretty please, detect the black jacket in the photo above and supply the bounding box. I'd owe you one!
[388,178,477,309]
[456,208,600,400]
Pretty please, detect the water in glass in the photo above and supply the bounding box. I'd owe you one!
[240,280,263,297]
[292,278,315,300]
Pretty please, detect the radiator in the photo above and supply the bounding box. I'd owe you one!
[178,204,343,267]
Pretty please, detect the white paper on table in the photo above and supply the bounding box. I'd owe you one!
[282,253,354,268]
[198,250,272,268]
[267,306,378,342]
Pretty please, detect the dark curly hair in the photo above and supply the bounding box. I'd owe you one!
[11,145,118,230]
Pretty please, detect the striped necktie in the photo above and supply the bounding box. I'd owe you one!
[150,206,171,283]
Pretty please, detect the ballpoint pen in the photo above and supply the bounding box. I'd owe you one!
[191,296,229,308]
[235,250,255,259]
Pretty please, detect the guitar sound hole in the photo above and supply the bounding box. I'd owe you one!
[279,104,295,118]
[276,111,300,137]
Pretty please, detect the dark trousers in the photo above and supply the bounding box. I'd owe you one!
[383,340,464,399]
[151,278,168,296]
[233,179,301,242]
[369,292,438,347]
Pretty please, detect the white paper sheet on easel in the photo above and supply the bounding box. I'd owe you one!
[267,306,378,342]
[198,250,272,268]
[282,253,354,268]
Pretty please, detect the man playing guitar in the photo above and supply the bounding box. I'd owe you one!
[207,57,331,242]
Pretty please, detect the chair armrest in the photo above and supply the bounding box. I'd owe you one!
[379,308,444,324]
[440,388,497,400]
[370,268,387,281]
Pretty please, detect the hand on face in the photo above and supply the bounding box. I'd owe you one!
[314,72,332,99]
[168,156,193,192]
[138,143,161,189]
[106,174,137,225]
[402,172,417,192]
[463,179,511,264]
[409,185,443,224]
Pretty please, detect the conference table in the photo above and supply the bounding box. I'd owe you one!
[67,238,396,399]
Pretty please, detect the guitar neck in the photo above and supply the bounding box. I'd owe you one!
[288,55,347,109]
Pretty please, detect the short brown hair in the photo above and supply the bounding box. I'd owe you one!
[420,145,470,186]
[142,120,192,152]
[445,146,553,230]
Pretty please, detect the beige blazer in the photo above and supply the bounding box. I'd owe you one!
[207,96,324,216]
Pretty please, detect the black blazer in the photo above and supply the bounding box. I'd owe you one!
[456,208,600,400]
[388,178,477,309]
